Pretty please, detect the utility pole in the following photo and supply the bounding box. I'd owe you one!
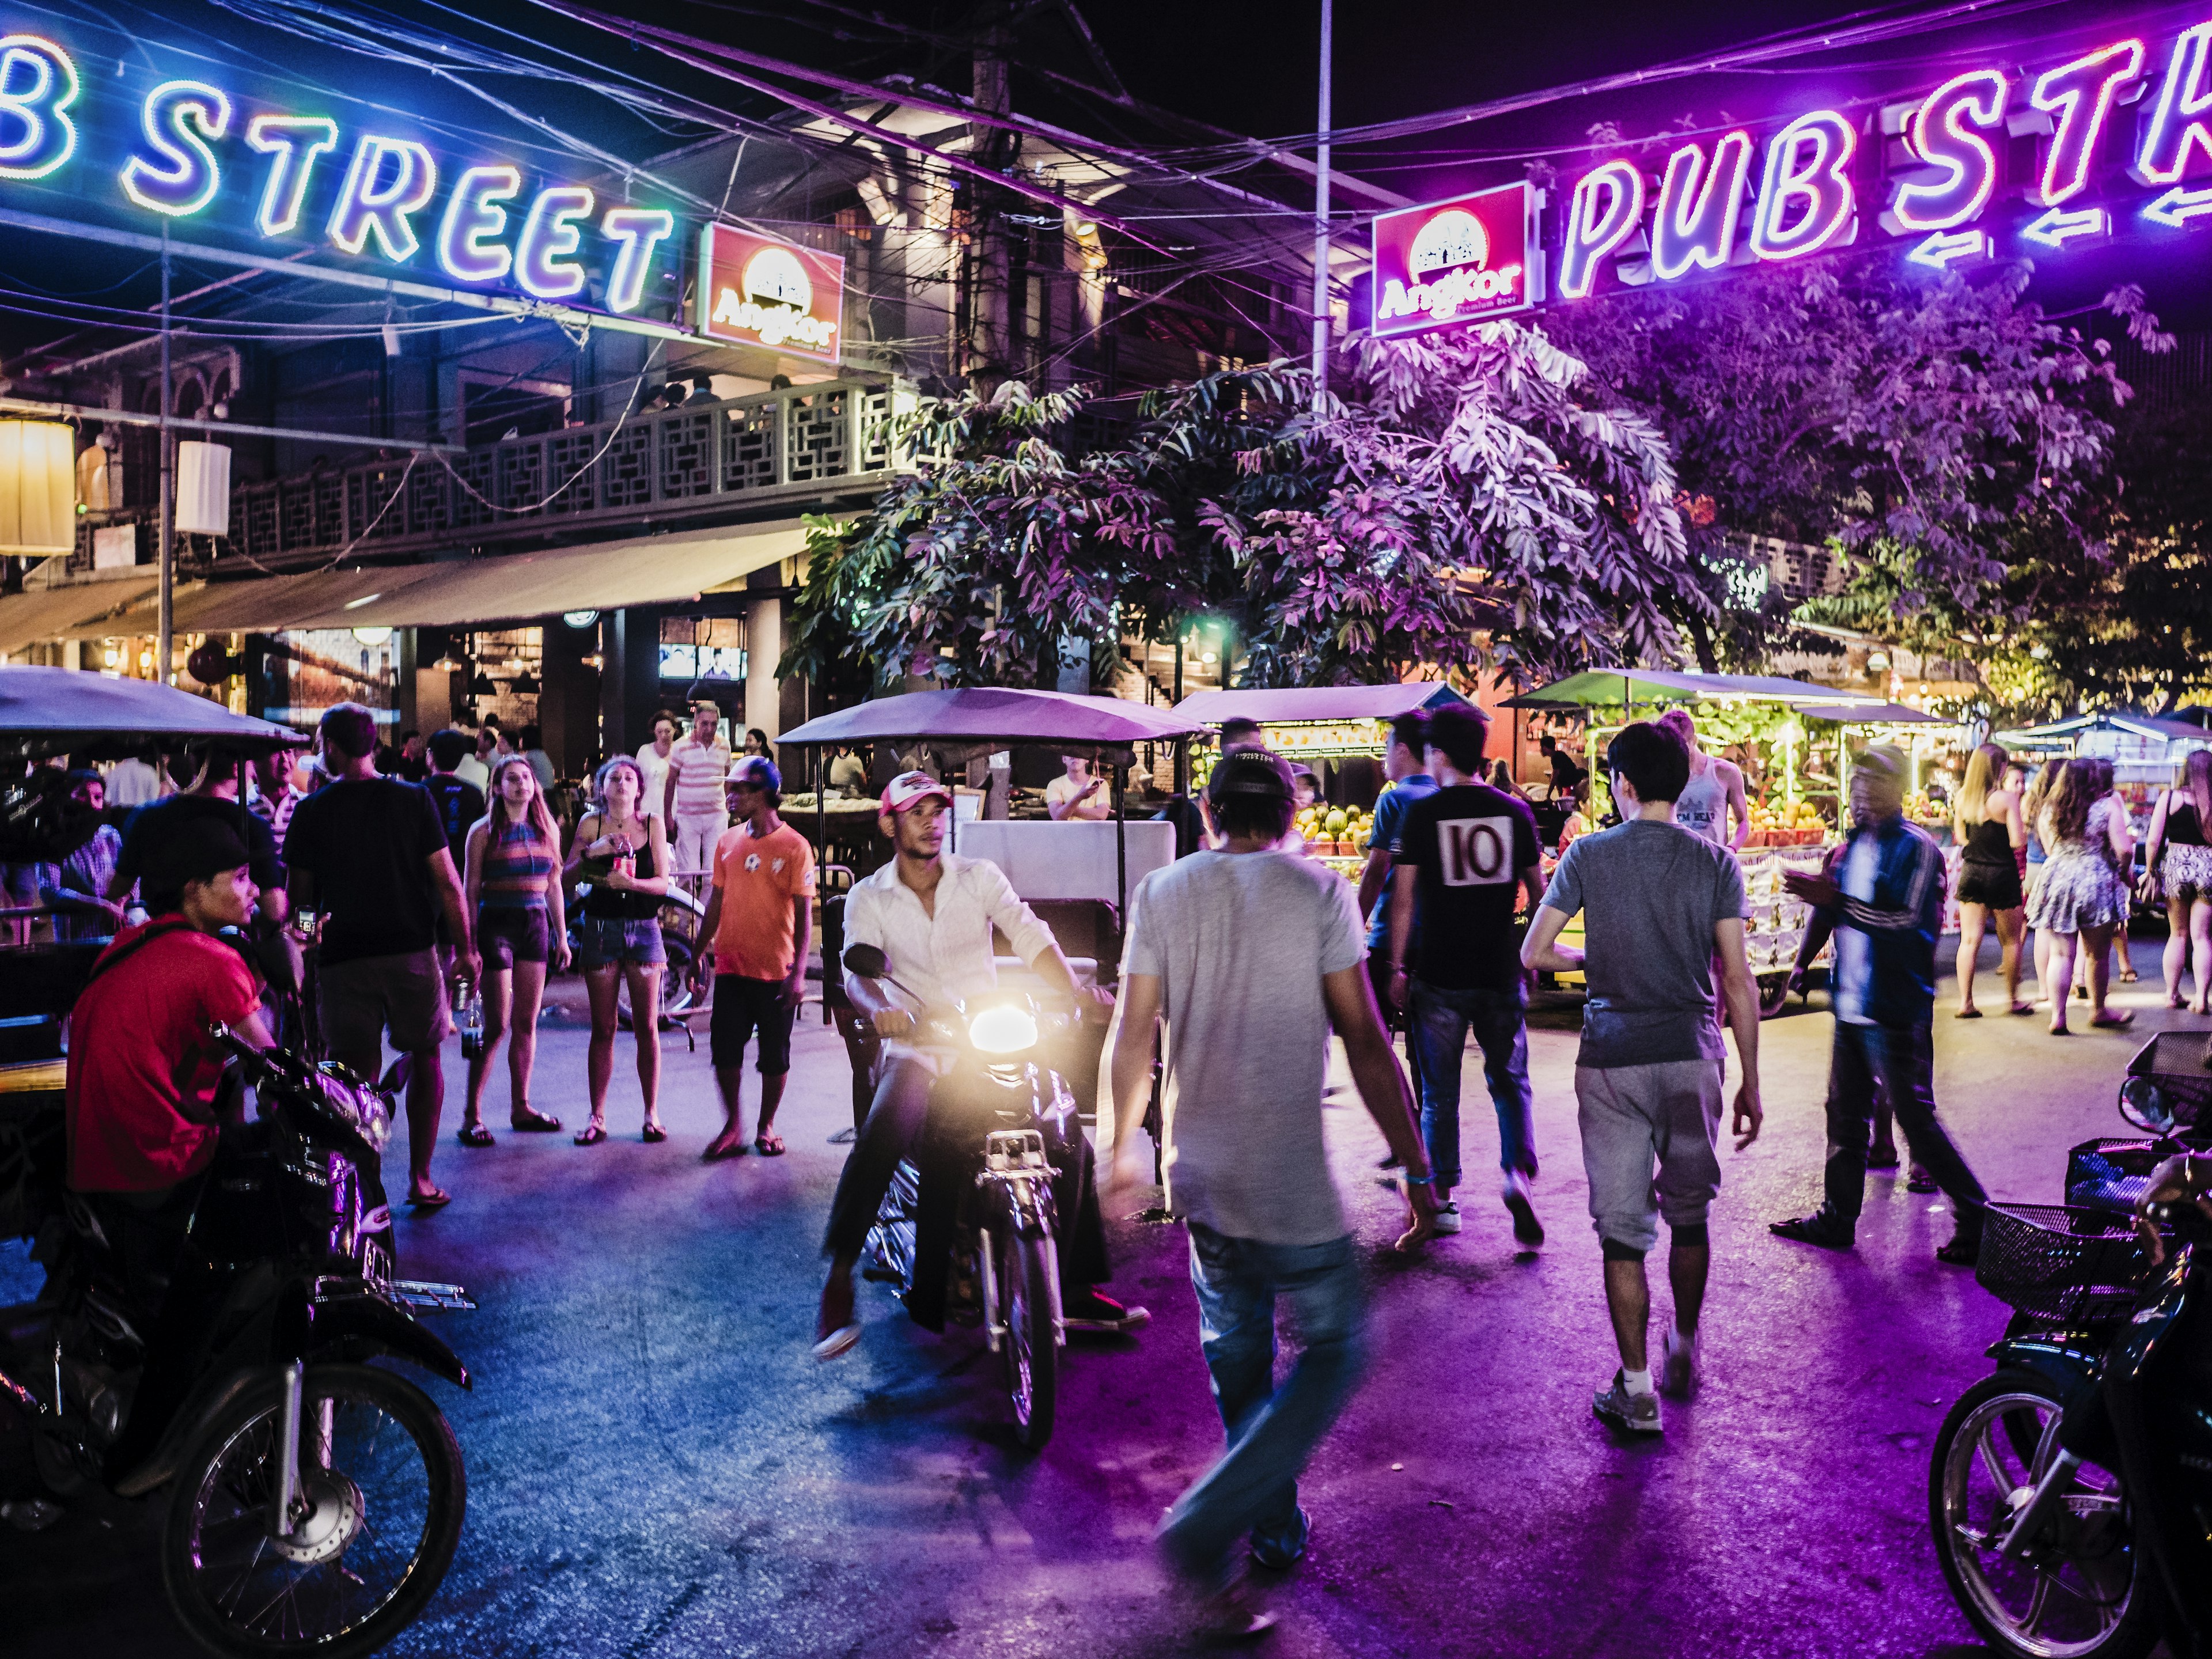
[1309,0,1332,414]
[969,22,1015,392]
[157,225,173,688]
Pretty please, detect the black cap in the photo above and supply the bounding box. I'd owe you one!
[1205,748,1294,806]
[145,819,252,903]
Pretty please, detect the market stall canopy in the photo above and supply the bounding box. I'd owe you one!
[1171,683,1469,724]
[53,521,806,641]
[1798,703,1952,725]
[778,687,1202,762]
[1994,711,2212,752]
[0,664,299,756]
[1502,668,1881,708]
[0,574,160,656]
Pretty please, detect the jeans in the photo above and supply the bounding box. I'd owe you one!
[1158,1226,1367,1586]
[1824,1021,1988,1230]
[1407,979,1537,1190]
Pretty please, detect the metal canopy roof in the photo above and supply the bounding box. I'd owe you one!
[1170,683,1469,724]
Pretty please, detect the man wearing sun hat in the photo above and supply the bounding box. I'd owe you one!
[812,770,1146,1359]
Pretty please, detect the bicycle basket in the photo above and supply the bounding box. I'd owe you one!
[2065,1137,2179,1218]
[2122,1032,2212,1137]
[1976,1203,2153,1327]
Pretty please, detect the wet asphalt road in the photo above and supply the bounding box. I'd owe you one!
[0,942,2188,1659]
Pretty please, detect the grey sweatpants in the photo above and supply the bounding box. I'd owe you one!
[1575,1060,1725,1253]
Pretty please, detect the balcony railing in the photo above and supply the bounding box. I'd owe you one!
[73,376,917,573]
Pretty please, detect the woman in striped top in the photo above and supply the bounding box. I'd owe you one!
[457,754,572,1146]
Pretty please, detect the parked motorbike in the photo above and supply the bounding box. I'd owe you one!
[1,1031,475,1659]
[1927,1037,2212,1659]
[843,944,1080,1449]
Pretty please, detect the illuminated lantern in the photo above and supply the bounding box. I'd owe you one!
[0,420,75,556]
[175,440,232,537]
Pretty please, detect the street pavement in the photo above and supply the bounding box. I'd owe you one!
[0,942,2188,1658]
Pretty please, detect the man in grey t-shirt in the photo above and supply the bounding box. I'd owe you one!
[1522,721,1763,1437]
[1108,748,1435,1640]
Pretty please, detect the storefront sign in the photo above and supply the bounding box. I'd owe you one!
[695,224,844,362]
[1380,14,2212,324]
[0,26,683,320]
[1370,182,1538,336]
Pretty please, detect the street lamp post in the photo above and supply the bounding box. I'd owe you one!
[1309,0,1332,414]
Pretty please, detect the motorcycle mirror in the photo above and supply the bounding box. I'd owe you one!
[2119,1074,2176,1135]
[843,944,889,979]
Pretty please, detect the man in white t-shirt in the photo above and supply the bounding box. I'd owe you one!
[1044,754,1112,821]
[663,700,732,877]
[634,711,677,819]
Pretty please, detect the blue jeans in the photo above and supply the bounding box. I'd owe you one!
[1158,1226,1367,1586]
[1408,979,1537,1190]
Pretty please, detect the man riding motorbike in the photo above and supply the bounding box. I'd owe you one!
[813,771,1148,1358]
[64,818,272,1477]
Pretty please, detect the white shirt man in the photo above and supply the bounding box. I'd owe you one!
[662,703,732,877]
[1044,756,1112,821]
[634,715,677,820]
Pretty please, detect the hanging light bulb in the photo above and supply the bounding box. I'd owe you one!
[431,652,464,673]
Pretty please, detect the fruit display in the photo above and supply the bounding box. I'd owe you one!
[1904,790,1948,826]
[1744,798,1828,846]
[1296,802,1376,858]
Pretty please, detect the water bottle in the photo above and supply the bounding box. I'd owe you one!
[458,984,485,1062]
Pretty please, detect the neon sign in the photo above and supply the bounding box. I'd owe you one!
[1650,131,1752,279]
[1890,70,2006,233]
[1370,181,1536,334]
[696,224,844,361]
[0,34,77,181]
[435,164,519,283]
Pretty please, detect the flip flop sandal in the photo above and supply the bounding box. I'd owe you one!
[2090,1010,2137,1029]
[510,1107,563,1132]
[573,1122,608,1146]
[700,1141,748,1163]
[2121,969,2141,983]
[642,1124,668,1143]
[754,1132,787,1156]
[812,1323,861,1361]
[408,1188,452,1210]
[2010,1003,2037,1016]
[457,1123,495,1148]
[1953,1008,1982,1019]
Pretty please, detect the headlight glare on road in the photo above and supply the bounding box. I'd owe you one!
[967,1003,1040,1056]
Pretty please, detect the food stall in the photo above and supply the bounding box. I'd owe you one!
[1172,683,1475,884]
[1994,711,2212,849]
[1502,670,1885,987]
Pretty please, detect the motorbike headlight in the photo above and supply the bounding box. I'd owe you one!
[967,1002,1040,1056]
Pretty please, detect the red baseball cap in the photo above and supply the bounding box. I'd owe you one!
[880,770,953,815]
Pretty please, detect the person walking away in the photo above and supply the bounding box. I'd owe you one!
[394,730,429,782]
[634,711,679,821]
[1952,741,2031,1018]
[2144,749,2212,1013]
[105,746,167,809]
[108,744,287,930]
[815,771,1143,1356]
[566,756,672,1143]
[1384,702,1546,1244]
[518,725,556,796]
[1105,748,1436,1638]
[422,731,487,983]
[283,703,477,1207]
[458,726,495,791]
[1521,722,1763,1433]
[2021,757,2065,998]
[2025,759,2135,1034]
[1046,754,1114,821]
[1356,711,1436,1122]
[664,700,733,889]
[1770,745,1990,1265]
[1657,709,1748,849]
[2093,759,2142,986]
[695,756,813,1161]
[456,755,571,1145]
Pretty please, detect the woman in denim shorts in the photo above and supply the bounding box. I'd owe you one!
[566,755,672,1144]
[457,755,571,1146]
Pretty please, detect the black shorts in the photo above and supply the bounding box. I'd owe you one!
[1956,858,2023,911]
[711,975,797,1074]
[479,906,550,969]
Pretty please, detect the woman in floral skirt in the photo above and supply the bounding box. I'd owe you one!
[2025,758,2134,1035]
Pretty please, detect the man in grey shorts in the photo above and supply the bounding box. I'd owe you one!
[1522,720,1763,1434]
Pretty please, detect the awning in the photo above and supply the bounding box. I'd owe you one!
[1172,683,1468,724]
[779,688,1203,754]
[1502,669,1881,708]
[0,664,298,755]
[0,574,160,654]
[59,520,809,639]
[1798,702,1953,725]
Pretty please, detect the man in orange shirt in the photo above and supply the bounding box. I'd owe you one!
[696,755,815,1161]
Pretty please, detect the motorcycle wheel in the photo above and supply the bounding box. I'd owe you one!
[998,1230,1058,1451]
[160,1362,465,1659]
[1929,1369,2160,1659]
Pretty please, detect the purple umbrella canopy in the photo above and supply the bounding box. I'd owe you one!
[777,687,1203,757]
[0,665,300,757]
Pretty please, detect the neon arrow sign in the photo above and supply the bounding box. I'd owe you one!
[2144,185,2212,226]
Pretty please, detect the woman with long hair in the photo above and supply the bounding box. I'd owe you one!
[2021,757,2066,997]
[2024,757,2134,1034]
[2092,758,2141,984]
[2144,748,2212,1013]
[1952,741,2029,1017]
[565,756,673,1143]
[456,754,571,1143]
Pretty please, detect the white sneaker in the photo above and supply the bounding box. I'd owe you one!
[1661,1326,1699,1399]
[1502,1171,1544,1246]
[1430,1200,1461,1234]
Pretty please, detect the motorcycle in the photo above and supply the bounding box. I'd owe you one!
[1,1031,475,1659]
[843,944,1083,1450]
[1927,1037,2212,1659]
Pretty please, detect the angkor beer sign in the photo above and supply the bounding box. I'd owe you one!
[0,21,841,349]
[1371,183,1539,335]
[1373,18,2212,331]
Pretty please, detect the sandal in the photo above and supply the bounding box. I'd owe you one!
[754,1131,786,1157]
[457,1122,495,1148]
[574,1121,607,1146]
[701,1139,748,1163]
[408,1186,452,1210]
[2090,1009,2136,1029]
[642,1123,668,1144]
[2120,969,2141,983]
[510,1106,563,1133]
[1953,1007,1981,1020]
[2010,1003,2036,1016]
